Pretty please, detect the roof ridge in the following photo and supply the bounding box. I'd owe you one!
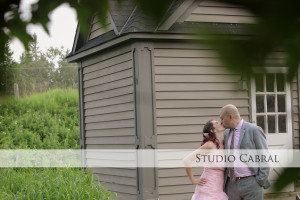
[119,5,138,35]
[155,0,177,32]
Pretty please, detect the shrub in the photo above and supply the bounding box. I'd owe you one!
[0,89,80,149]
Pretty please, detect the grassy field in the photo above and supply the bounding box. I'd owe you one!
[0,90,115,199]
[0,168,115,200]
[0,89,80,149]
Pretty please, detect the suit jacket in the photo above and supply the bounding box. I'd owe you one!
[224,121,271,189]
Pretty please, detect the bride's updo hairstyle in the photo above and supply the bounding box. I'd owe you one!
[201,120,220,149]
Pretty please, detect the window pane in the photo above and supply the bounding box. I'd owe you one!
[257,116,265,132]
[255,74,264,92]
[256,95,264,113]
[266,74,274,92]
[278,115,286,133]
[268,115,275,133]
[267,95,275,112]
[276,74,285,92]
[277,95,286,112]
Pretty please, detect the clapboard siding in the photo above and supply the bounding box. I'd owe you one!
[85,135,135,144]
[159,177,193,187]
[85,102,134,116]
[92,168,137,177]
[86,151,136,160]
[88,15,113,40]
[155,74,240,83]
[84,69,133,88]
[83,52,132,74]
[86,144,136,149]
[157,118,252,135]
[153,45,250,199]
[85,94,134,109]
[83,61,132,82]
[184,0,256,24]
[156,82,237,91]
[159,185,195,194]
[159,168,202,178]
[84,85,134,102]
[156,107,248,117]
[85,110,134,123]
[155,57,222,66]
[82,47,137,199]
[84,77,133,95]
[156,66,234,74]
[158,133,202,143]
[292,76,300,149]
[157,116,220,126]
[156,99,248,108]
[156,91,248,100]
[86,127,134,137]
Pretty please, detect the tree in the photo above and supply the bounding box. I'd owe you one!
[0,42,16,95]
[46,47,78,90]
[15,34,51,95]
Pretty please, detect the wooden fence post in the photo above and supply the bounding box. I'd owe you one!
[14,83,19,99]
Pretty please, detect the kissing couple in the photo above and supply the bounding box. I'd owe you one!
[184,104,270,200]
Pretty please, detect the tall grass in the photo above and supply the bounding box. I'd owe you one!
[0,168,115,200]
[0,89,80,149]
[0,90,115,199]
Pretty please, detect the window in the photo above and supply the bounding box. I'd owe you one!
[252,73,288,134]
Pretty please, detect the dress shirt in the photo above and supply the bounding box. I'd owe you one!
[227,119,253,178]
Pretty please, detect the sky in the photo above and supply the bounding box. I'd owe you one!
[10,1,78,62]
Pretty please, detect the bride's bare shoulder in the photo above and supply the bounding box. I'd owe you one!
[200,141,216,149]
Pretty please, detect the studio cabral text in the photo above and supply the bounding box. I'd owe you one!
[196,154,279,163]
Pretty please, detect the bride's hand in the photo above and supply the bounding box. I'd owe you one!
[192,178,207,185]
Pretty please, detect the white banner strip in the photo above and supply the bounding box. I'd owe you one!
[0,149,298,168]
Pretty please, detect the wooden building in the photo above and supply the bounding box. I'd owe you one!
[67,0,300,199]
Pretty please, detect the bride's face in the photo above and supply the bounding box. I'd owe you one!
[212,120,225,133]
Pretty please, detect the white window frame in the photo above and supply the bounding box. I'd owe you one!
[250,67,292,135]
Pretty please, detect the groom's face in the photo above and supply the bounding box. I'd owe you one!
[220,112,231,129]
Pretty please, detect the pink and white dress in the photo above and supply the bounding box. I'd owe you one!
[191,155,228,200]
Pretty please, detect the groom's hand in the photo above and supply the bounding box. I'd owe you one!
[192,178,207,185]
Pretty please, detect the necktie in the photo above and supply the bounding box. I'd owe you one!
[229,129,235,182]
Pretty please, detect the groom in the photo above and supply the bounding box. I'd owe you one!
[219,104,270,200]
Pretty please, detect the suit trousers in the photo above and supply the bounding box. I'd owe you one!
[225,176,264,200]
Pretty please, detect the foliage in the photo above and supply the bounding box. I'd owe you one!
[0,0,173,59]
[1,0,300,80]
[14,34,50,95]
[47,47,78,90]
[0,42,16,95]
[0,168,116,200]
[273,167,300,191]
[0,90,115,199]
[0,89,79,149]
[11,34,78,96]
[198,0,300,81]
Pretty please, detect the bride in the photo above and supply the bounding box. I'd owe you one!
[184,120,228,200]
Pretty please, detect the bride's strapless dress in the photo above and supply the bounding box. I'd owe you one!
[191,154,228,200]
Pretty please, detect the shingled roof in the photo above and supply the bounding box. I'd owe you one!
[109,0,136,33]
[68,0,250,59]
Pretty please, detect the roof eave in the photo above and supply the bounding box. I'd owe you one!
[67,32,201,62]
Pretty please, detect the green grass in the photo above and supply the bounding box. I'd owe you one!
[0,90,115,199]
[0,89,80,149]
[0,168,115,200]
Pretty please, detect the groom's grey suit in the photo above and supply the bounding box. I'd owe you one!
[224,121,271,197]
